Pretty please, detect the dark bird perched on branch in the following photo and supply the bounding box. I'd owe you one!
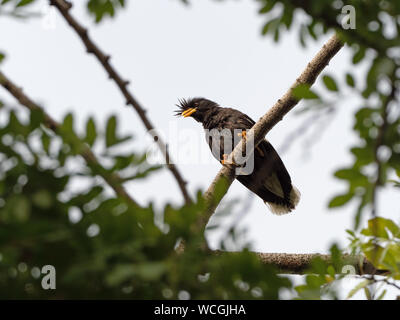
[175,97,300,214]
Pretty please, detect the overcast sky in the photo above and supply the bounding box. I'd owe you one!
[1,0,399,299]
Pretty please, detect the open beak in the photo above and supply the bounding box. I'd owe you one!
[181,108,197,118]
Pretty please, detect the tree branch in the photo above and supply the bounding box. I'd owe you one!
[213,251,384,275]
[200,34,344,230]
[0,70,140,208]
[49,0,192,205]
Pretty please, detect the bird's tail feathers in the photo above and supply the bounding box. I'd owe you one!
[264,185,301,215]
[290,185,301,208]
[265,202,292,215]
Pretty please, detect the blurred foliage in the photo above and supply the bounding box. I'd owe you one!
[0,0,399,300]
[255,0,400,298]
[0,0,34,8]
[0,0,41,19]
[0,106,290,299]
[295,244,343,300]
[346,217,400,299]
[297,218,400,299]
[87,0,125,23]
[0,0,126,22]
[256,0,400,228]
[349,217,400,280]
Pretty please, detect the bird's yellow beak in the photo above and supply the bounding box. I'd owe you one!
[182,108,197,118]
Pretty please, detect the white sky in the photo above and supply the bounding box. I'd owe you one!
[1,0,399,299]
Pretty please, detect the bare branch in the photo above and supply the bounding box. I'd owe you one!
[201,34,344,231]
[0,70,140,208]
[49,0,192,205]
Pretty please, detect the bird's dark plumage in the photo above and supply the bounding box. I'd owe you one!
[175,97,300,214]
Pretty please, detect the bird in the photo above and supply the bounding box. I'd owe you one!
[175,97,300,215]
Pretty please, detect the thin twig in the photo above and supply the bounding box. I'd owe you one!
[362,275,400,292]
[278,105,335,156]
[201,34,344,231]
[0,70,140,208]
[49,0,192,205]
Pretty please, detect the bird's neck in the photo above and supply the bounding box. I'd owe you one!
[202,106,223,129]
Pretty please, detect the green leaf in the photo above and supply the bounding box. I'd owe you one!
[376,289,387,300]
[361,242,385,267]
[261,17,280,36]
[87,0,125,23]
[105,115,117,147]
[383,244,400,273]
[16,0,34,7]
[30,108,45,130]
[328,193,354,208]
[346,229,356,238]
[361,217,400,239]
[334,168,369,187]
[364,287,372,300]
[62,113,74,133]
[347,279,371,299]
[351,146,374,167]
[330,244,342,271]
[305,274,326,288]
[307,21,318,40]
[0,52,5,64]
[292,84,320,100]
[322,75,339,92]
[41,131,51,154]
[352,46,366,64]
[259,1,276,14]
[345,73,355,88]
[85,117,97,147]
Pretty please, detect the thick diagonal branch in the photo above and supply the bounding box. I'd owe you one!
[0,70,140,208]
[201,34,344,229]
[49,0,192,205]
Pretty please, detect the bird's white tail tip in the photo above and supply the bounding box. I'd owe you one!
[290,185,301,208]
[265,185,301,215]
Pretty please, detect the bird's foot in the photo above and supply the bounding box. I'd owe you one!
[237,131,247,140]
[221,154,236,165]
[237,131,264,157]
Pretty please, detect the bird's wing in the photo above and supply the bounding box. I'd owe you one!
[205,108,255,160]
[226,108,256,129]
[203,106,298,212]
[257,140,292,199]
[237,139,293,208]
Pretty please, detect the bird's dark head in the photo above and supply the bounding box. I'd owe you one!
[175,97,219,123]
